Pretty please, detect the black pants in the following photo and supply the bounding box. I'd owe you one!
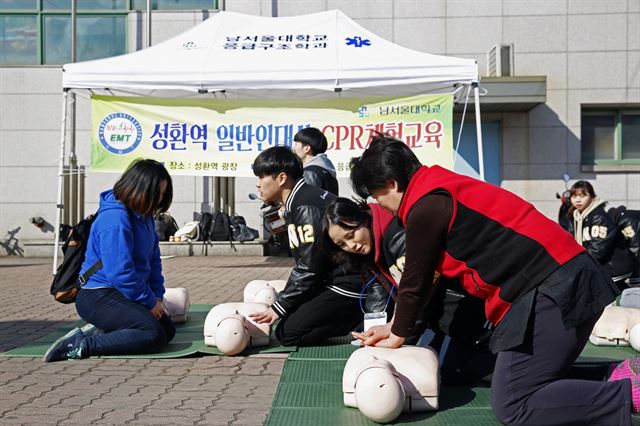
[491,292,631,425]
[275,287,361,346]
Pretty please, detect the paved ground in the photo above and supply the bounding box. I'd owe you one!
[0,255,295,425]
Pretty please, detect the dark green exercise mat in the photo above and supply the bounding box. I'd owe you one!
[266,356,498,426]
[267,341,638,426]
[2,304,296,358]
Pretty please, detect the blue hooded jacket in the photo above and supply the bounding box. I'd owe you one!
[79,189,164,309]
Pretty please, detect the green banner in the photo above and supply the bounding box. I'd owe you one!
[91,93,453,176]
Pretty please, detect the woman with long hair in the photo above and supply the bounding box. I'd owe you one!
[324,197,495,385]
[44,159,176,362]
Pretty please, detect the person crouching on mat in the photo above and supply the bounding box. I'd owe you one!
[249,146,362,346]
[324,197,495,386]
[44,159,176,362]
[348,134,634,426]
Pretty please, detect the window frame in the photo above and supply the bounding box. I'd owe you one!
[0,0,218,66]
[581,107,640,171]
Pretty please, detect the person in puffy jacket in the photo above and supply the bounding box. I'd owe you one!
[324,197,495,385]
[44,159,176,362]
[569,180,633,287]
[292,127,339,195]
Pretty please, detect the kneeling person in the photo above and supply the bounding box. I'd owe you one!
[250,147,361,346]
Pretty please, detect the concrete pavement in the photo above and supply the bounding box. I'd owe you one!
[0,256,294,425]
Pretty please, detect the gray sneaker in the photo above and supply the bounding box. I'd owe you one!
[43,327,86,363]
[80,323,103,338]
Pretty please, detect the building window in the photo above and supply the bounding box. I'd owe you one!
[0,0,217,65]
[581,109,640,165]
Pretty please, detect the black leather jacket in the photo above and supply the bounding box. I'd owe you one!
[303,166,339,195]
[572,203,634,282]
[271,180,360,318]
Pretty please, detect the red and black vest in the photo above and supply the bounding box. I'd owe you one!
[397,166,585,325]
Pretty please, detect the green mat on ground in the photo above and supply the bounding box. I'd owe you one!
[2,304,296,358]
[267,341,638,425]
[267,356,498,426]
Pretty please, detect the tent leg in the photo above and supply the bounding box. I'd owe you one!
[53,91,69,275]
[473,85,485,181]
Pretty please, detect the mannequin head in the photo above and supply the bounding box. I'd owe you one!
[354,358,405,423]
[215,314,250,356]
[254,285,278,305]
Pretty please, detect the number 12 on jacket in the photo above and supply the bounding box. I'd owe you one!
[288,224,314,248]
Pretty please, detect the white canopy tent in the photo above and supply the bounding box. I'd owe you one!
[56,10,483,270]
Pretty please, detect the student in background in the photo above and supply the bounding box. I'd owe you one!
[569,180,634,287]
[44,159,175,362]
[292,127,339,195]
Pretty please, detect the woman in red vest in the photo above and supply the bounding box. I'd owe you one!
[324,197,494,386]
[349,135,632,425]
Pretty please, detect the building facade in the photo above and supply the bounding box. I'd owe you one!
[1,0,639,255]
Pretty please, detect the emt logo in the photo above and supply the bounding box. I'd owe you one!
[345,36,371,48]
[98,113,143,155]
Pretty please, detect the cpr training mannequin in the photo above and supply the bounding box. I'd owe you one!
[204,302,271,356]
[243,280,287,305]
[163,287,190,323]
[342,346,439,423]
[590,304,640,351]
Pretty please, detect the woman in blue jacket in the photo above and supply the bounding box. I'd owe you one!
[44,159,176,362]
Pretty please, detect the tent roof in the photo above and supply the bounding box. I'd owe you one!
[62,10,478,93]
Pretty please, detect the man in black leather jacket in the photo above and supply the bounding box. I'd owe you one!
[250,146,361,346]
[292,127,339,195]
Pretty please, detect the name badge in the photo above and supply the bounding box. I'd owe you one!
[363,311,387,332]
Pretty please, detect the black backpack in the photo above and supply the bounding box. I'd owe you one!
[230,215,259,242]
[154,212,179,241]
[50,213,102,303]
[197,212,214,241]
[210,211,232,241]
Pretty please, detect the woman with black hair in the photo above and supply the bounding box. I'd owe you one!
[325,197,495,386]
[44,159,176,362]
[569,180,634,287]
[347,135,630,425]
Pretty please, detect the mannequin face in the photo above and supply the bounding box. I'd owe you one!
[328,222,372,255]
[370,180,403,214]
[256,172,287,204]
[571,190,593,212]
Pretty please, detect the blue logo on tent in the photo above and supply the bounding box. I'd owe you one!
[345,36,371,48]
[98,113,142,155]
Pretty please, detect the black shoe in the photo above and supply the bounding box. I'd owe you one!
[43,327,86,363]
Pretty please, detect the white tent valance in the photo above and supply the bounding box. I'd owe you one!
[62,10,478,93]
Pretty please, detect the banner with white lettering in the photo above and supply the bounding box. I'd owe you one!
[91,93,453,176]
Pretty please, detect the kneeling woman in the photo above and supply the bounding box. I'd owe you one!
[44,159,176,362]
[325,197,495,385]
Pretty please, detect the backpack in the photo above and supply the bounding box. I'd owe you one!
[230,215,259,242]
[50,213,101,303]
[197,212,214,241]
[154,212,179,241]
[210,211,232,241]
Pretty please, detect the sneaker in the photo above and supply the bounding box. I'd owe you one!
[609,356,640,412]
[80,323,103,338]
[43,327,86,363]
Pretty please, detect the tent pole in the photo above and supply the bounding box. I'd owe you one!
[53,90,69,275]
[473,84,485,181]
